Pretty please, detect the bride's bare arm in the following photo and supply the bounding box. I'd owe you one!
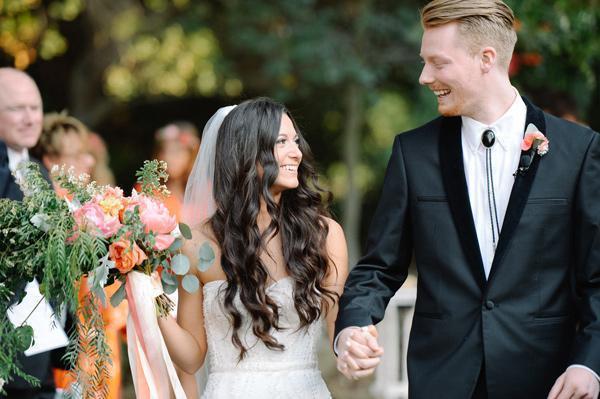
[323,218,349,347]
[158,237,209,375]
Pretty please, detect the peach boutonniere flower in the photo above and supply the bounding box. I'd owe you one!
[515,123,549,176]
[521,124,549,156]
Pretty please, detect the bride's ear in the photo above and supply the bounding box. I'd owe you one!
[256,162,265,179]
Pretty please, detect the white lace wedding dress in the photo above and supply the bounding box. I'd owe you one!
[201,276,331,398]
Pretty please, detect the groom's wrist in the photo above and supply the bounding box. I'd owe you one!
[567,364,600,382]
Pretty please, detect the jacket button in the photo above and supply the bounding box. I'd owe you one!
[485,300,495,310]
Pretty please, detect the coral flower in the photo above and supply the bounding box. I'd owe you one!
[521,131,549,155]
[109,239,148,274]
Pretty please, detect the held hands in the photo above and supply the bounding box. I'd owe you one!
[548,367,600,399]
[336,325,384,381]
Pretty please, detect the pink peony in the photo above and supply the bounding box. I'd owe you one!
[73,202,121,238]
[94,187,125,218]
[127,193,177,250]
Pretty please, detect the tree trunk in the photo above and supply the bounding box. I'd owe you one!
[342,82,364,267]
[68,0,134,127]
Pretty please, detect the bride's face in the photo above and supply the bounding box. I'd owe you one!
[270,114,302,195]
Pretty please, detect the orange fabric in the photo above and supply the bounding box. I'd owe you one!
[53,278,128,399]
[51,172,128,397]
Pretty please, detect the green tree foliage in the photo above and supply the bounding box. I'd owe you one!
[508,0,599,116]
[0,0,83,68]
[0,1,597,258]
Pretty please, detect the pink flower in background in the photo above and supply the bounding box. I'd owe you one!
[131,194,177,250]
[73,202,122,238]
[521,131,549,155]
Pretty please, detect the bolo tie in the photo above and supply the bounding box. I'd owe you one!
[482,129,500,252]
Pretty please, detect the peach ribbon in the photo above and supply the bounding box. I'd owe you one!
[126,271,185,399]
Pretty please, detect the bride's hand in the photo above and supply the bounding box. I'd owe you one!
[336,325,384,380]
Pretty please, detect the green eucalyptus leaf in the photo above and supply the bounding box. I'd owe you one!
[110,282,127,308]
[163,283,177,295]
[95,288,107,308]
[88,255,111,291]
[168,238,183,252]
[161,271,178,286]
[171,254,190,275]
[197,242,215,272]
[179,223,192,240]
[181,274,199,293]
[14,325,34,352]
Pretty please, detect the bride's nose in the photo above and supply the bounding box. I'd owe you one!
[289,143,302,161]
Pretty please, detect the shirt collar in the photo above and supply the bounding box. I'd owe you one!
[7,146,30,173]
[461,88,527,154]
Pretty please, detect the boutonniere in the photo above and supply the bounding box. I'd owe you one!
[515,123,549,176]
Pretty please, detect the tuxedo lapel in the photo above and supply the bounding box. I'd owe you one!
[439,116,487,291]
[0,141,13,199]
[487,97,546,285]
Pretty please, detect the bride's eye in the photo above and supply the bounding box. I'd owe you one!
[276,138,286,145]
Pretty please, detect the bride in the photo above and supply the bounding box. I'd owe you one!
[158,97,348,398]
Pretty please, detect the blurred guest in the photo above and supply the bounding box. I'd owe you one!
[153,121,200,220]
[33,112,95,188]
[0,67,62,399]
[88,131,116,186]
[34,111,127,399]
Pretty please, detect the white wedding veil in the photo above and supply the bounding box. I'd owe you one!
[182,105,237,229]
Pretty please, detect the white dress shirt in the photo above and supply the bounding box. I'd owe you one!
[461,89,525,279]
[6,146,29,173]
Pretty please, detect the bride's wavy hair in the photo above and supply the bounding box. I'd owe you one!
[209,97,338,360]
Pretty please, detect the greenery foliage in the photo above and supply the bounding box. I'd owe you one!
[0,163,106,391]
[0,161,188,397]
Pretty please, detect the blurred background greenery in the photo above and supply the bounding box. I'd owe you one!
[1,1,598,398]
[1,0,598,264]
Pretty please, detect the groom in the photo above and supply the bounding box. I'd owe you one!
[334,1,600,398]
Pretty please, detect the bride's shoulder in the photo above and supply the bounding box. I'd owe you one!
[320,216,344,239]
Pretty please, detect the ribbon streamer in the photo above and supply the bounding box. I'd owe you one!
[125,271,186,399]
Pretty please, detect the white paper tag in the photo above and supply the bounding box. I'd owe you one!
[7,280,69,356]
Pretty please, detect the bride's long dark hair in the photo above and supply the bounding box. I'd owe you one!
[209,97,337,360]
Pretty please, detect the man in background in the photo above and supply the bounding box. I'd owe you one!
[0,67,62,399]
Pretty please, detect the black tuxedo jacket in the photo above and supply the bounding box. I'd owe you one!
[335,98,600,399]
[1,140,56,396]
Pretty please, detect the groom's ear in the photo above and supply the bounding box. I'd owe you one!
[480,46,497,73]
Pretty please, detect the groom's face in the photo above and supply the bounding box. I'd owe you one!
[419,22,482,118]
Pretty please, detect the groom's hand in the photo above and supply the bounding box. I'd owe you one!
[547,367,599,399]
[336,325,384,380]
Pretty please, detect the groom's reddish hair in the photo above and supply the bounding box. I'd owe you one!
[420,0,517,70]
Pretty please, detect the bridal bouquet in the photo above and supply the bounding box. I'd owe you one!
[0,160,194,398]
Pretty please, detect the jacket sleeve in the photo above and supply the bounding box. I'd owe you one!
[570,131,600,375]
[335,135,413,336]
